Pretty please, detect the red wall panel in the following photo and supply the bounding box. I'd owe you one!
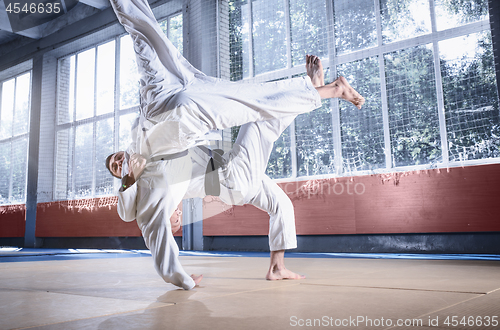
[203,164,500,236]
[34,198,183,237]
[0,204,25,237]
[2,164,500,238]
[35,197,141,237]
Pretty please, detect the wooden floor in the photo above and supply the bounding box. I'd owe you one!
[1,250,499,330]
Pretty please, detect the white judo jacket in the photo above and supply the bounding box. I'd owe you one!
[110,0,322,290]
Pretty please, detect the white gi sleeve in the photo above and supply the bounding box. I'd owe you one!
[136,157,196,290]
[117,182,137,222]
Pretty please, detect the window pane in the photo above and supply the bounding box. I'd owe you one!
[385,45,441,167]
[440,32,500,161]
[0,79,15,139]
[334,0,377,55]
[13,72,31,136]
[0,141,11,204]
[76,48,96,121]
[160,14,183,54]
[96,41,116,116]
[55,128,74,200]
[252,0,287,75]
[74,123,94,197]
[120,35,140,109]
[169,14,183,54]
[229,0,251,80]
[95,118,114,195]
[296,100,335,177]
[119,113,138,151]
[380,0,432,44]
[11,137,27,203]
[289,0,329,67]
[435,0,489,31]
[266,125,292,179]
[338,57,385,173]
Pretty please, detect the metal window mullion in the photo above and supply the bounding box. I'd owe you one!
[326,0,342,175]
[287,73,297,178]
[71,55,78,198]
[216,0,221,78]
[91,46,98,195]
[378,55,392,169]
[375,0,392,169]
[284,0,292,69]
[24,70,33,203]
[53,60,62,200]
[429,0,449,165]
[283,1,296,178]
[248,0,254,78]
[114,37,121,153]
[8,77,17,201]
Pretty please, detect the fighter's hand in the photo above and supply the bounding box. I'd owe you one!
[128,153,147,181]
[191,274,203,286]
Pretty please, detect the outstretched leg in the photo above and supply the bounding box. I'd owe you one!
[316,76,365,109]
[306,55,365,109]
[109,0,204,118]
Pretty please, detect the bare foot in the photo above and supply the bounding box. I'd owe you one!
[266,266,306,280]
[191,274,203,286]
[306,55,324,87]
[316,76,365,109]
[266,250,305,281]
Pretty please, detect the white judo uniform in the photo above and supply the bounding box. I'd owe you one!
[110,0,322,289]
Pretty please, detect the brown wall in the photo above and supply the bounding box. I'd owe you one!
[0,204,25,237]
[203,164,500,236]
[2,164,500,238]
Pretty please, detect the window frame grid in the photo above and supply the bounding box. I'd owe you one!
[236,0,496,181]
[53,11,184,200]
[430,0,450,166]
[0,70,32,204]
[54,35,140,200]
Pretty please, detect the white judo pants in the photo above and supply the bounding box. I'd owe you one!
[110,0,322,286]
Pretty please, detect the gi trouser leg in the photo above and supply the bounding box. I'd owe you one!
[221,116,298,251]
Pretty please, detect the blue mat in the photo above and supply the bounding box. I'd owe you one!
[1,248,500,263]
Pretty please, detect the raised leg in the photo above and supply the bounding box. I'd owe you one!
[316,76,365,109]
[109,0,204,117]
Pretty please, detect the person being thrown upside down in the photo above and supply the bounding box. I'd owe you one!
[106,0,364,290]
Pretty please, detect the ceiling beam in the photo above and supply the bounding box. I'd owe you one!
[78,0,110,10]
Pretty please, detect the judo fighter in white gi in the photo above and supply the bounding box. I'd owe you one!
[106,0,365,290]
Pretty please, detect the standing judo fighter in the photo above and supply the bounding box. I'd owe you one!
[107,0,364,290]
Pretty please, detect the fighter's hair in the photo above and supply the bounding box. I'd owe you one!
[105,153,115,176]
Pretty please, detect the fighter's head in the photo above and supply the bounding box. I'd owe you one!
[106,152,181,234]
[106,151,126,179]
[170,207,182,234]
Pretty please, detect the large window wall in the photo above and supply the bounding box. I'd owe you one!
[55,13,183,200]
[0,72,31,204]
[229,0,499,179]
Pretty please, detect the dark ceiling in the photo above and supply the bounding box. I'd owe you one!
[0,0,110,48]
